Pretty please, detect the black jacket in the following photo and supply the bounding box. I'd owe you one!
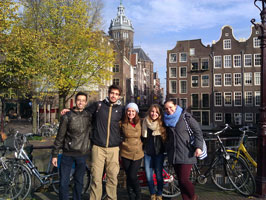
[143,128,164,156]
[52,109,92,157]
[86,99,123,147]
[165,112,203,165]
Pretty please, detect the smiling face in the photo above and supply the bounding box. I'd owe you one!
[75,95,87,111]
[150,107,159,121]
[127,108,136,122]
[164,101,177,115]
[108,89,120,103]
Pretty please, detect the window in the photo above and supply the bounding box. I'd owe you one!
[179,53,187,62]
[233,55,241,67]
[180,98,187,109]
[234,113,242,125]
[191,94,199,108]
[180,66,187,78]
[224,73,232,86]
[244,72,252,86]
[113,64,119,72]
[234,92,242,106]
[180,80,187,94]
[254,54,261,66]
[169,80,177,94]
[214,56,222,68]
[113,78,119,85]
[190,48,195,56]
[245,91,253,106]
[245,113,253,122]
[244,54,252,67]
[225,113,232,124]
[169,53,177,63]
[191,76,199,88]
[255,91,261,106]
[201,58,209,70]
[202,111,210,126]
[214,74,222,86]
[214,92,222,106]
[234,73,242,86]
[201,75,209,87]
[253,37,261,48]
[191,59,199,71]
[223,39,231,49]
[170,98,177,105]
[215,113,223,121]
[254,72,261,85]
[202,93,209,108]
[192,111,201,123]
[169,67,177,78]
[224,92,232,106]
[224,55,232,68]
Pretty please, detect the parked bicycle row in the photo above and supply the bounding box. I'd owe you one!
[0,85,257,200]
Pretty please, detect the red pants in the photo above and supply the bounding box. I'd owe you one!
[173,164,195,200]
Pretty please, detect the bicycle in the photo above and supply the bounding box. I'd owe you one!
[190,124,256,197]
[12,131,90,199]
[38,122,59,137]
[0,145,32,200]
[226,126,257,172]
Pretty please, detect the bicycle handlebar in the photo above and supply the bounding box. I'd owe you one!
[207,124,232,136]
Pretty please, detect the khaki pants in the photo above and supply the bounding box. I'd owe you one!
[89,145,119,200]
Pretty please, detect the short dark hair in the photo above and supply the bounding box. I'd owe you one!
[108,85,122,95]
[164,99,176,105]
[75,91,87,101]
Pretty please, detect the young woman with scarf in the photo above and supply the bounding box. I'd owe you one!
[164,100,203,200]
[142,104,167,200]
[120,103,144,200]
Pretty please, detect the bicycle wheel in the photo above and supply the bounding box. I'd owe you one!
[0,160,32,200]
[225,155,256,196]
[52,165,90,196]
[162,165,181,198]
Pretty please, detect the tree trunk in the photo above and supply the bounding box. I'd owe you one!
[32,98,37,134]
[58,94,66,119]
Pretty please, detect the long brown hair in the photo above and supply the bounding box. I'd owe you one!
[123,109,140,125]
[146,104,167,142]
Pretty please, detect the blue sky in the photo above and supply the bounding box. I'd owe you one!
[101,0,261,90]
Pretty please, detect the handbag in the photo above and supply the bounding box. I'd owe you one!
[183,115,207,160]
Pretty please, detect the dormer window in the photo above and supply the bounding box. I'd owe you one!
[223,39,231,50]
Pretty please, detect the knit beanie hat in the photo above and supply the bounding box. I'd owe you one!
[125,103,139,113]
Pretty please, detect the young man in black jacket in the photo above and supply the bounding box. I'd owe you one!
[87,85,123,200]
[52,92,92,200]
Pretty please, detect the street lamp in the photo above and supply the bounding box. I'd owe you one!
[251,0,266,197]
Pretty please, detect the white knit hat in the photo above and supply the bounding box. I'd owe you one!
[125,103,139,113]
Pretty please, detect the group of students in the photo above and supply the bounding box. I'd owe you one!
[52,84,204,200]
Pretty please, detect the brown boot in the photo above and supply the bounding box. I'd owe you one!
[156,195,162,200]
[151,194,156,200]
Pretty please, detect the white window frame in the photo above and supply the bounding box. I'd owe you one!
[201,58,209,70]
[254,72,261,86]
[201,75,209,87]
[245,91,253,106]
[190,48,195,56]
[179,80,187,94]
[214,56,222,68]
[224,73,232,86]
[244,72,252,86]
[224,92,232,106]
[224,55,232,68]
[253,37,261,48]
[215,113,223,122]
[169,67,177,78]
[214,92,222,106]
[244,54,252,67]
[234,73,242,86]
[214,74,222,87]
[254,54,261,67]
[245,113,253,122]
[255,91,261,106]
[191,59,199,71]
[233,55,241,68]
[234,91,242,106]
[201,93,210,108]
[191,75,199,88]
[223,39,231,50]
[113,78,120,86]
[179,66,187,78]
[191,93,199,108]
[169,80,177,94]
[179,52,187,62]
[169,53,177,63]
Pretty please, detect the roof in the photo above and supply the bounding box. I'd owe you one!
[132,48,152,62]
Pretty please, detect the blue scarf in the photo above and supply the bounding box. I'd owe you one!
[164,106,183,127]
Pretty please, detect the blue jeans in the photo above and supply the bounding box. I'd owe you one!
[59,154,87,200]
[144,153,164,196]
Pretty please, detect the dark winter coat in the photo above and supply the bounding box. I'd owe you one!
[143,128,164,156]
[165,112,203,165]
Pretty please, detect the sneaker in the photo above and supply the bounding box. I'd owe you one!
[151,194,156,200]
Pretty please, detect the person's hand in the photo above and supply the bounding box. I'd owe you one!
[61,109,70,115]
[194,148,203,157]
[52,157,58,167]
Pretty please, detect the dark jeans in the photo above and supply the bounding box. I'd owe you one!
[59,154,87,200]
[173,164,194,200]
[144,153,164,195]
